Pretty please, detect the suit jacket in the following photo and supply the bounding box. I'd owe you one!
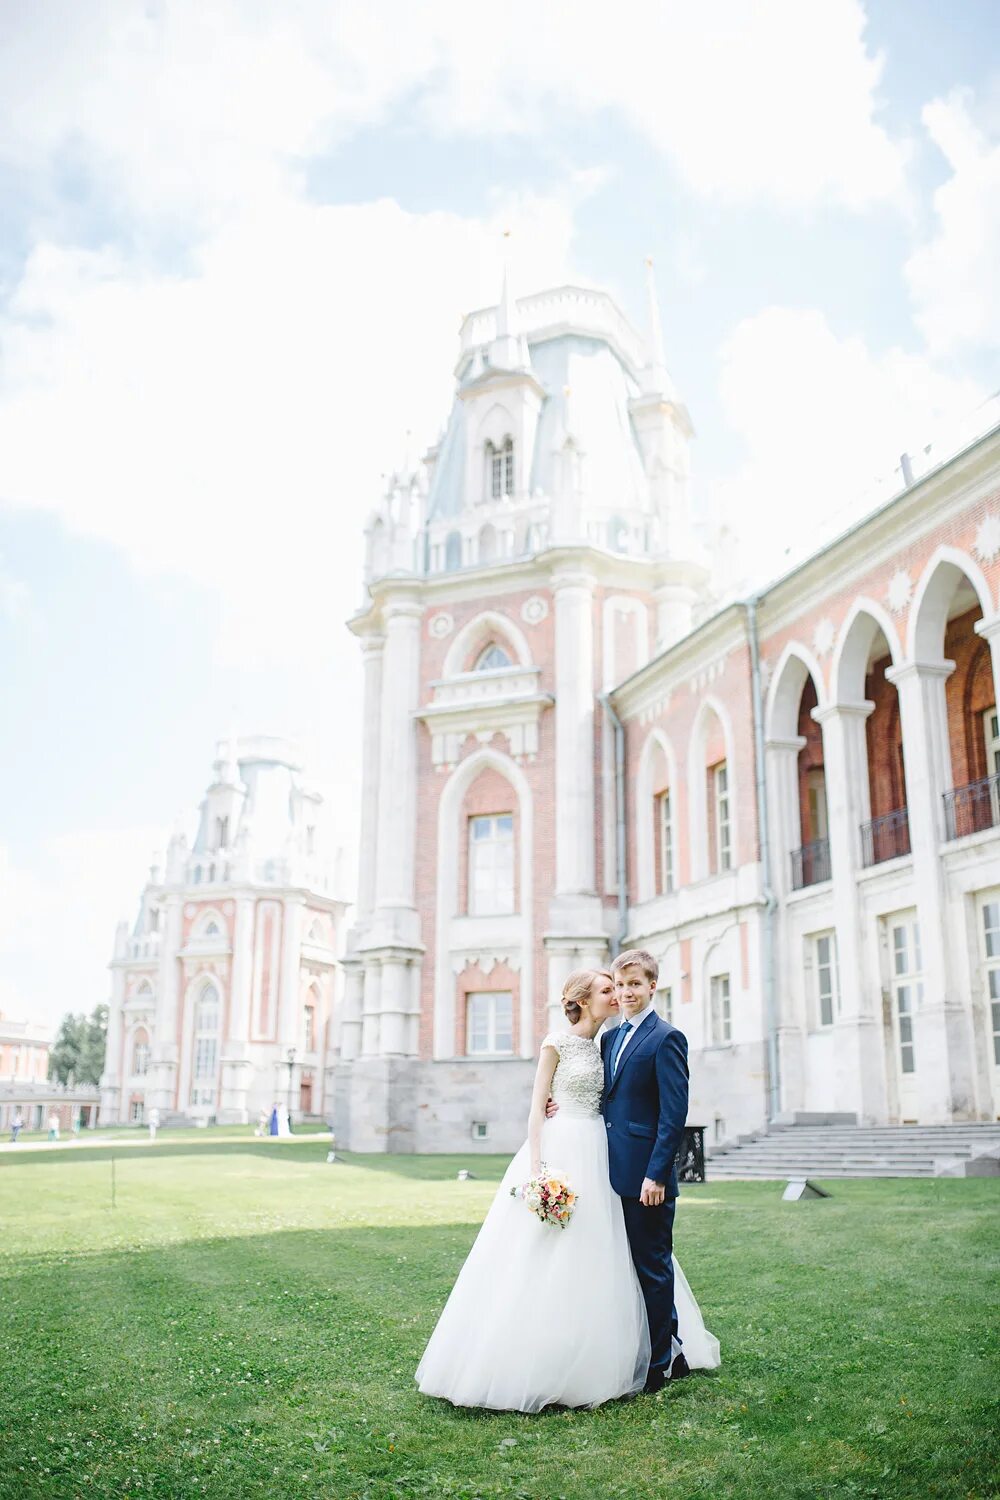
[601,1012,689,1199]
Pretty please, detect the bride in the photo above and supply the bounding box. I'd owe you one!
[416,969,719,1411]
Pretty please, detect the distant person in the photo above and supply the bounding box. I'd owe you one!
[10,1111,24,1144]
[255,1108,269,1138]
[269,1104,279,1136]
[147,1106,160,1143]
[47,1112,60,1142]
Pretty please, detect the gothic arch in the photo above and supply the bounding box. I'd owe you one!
[475,402,516,450]
[434,746,534,1061]
[191,907,227,941]
[908,545,993,660]
[687,694,738,882]
[766,643,827,740]
[443,609,532,677]
[832,597,903,704]
[635,728,679,903]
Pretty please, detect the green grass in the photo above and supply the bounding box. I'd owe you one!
[0,1136,997,1500]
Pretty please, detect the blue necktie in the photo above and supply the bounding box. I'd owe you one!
[610,1020,633,1075]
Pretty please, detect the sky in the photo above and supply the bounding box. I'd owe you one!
[1,0,998,1033]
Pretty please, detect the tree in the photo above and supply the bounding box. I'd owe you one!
[48,1005,109,1087]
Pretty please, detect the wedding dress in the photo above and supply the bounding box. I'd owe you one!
[416,1031,719,1412]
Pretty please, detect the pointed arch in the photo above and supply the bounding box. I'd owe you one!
[766,643,827,740]
[635,728,679,903]
[908,545,993,660]
[687,694,738,882]
[434,746,534,1061]
[443,609,533,677]
[478,523,498,564]
[191,907,227,941]
[832,597,903,704]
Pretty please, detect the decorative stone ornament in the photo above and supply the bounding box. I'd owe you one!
[886,569,912,615]
[521,595,549,625]
[974,513,1000,565]
[428,611,455,639]
[812,617,835,658]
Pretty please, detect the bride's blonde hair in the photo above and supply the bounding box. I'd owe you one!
[562,968,612,1024]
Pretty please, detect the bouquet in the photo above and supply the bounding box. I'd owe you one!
[510,1168,577,1228]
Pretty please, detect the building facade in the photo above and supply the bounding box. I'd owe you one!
[336,271,1000,1154]
[99,737,348,1126]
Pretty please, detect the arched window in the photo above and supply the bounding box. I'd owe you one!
[132,1028,150,1076]
[478,523,497,564]
[487,438,514,500]
[445,531,462,571]
[213,816,229,851]
[475,643,513,672]
[190,984,220,1107]
[303,1004,316,1053]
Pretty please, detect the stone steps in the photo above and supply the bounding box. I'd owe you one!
[704,1123,1000,1180]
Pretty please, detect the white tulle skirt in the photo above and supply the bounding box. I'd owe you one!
[416,1109,719,1412]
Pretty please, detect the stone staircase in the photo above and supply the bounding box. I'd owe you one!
[706,1122,1000,1180]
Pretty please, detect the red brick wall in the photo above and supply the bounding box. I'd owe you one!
[865,653,906,819]
[457,766,520,915]
[454,960,521,1055]
[945,606,995,787]
[624,637,757,893]
[796,675,825,842]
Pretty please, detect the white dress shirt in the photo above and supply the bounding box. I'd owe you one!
[611,1001,657,1074]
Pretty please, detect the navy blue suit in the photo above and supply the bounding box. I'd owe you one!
[601,1011,689,1381]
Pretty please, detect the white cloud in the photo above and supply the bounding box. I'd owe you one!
[0,827,162,1032]
[712,306,985,584]
[0,190,580,663]
[905,91,1000,357]
[0,551,31,622]
[0,1,907,221]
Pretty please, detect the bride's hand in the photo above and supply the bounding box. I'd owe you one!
[544,1096,559,1119]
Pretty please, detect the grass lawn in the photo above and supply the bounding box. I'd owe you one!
[0,1136,997,1500]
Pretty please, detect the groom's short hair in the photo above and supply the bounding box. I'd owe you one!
[611,948,659,986]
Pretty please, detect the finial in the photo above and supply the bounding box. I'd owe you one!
[491,229,523,369]
[644,255,667,376]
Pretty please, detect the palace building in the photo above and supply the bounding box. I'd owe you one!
[99,737,347,1126]
[334,270,1000,1154]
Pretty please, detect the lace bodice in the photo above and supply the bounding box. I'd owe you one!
[542,1032,603,1117]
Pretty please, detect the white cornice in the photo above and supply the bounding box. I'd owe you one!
[611,602,747,719]
[755,425,1000,639]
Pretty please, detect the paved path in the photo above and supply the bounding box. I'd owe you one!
[0,1130,333,1155]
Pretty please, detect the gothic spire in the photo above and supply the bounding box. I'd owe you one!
[641,256,671,397]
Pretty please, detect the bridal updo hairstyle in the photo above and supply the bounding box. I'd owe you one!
[561,968,613,1023]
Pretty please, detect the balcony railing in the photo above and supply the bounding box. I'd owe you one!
[944,773,1000,840]
[860,808,911,867]
[790,838,832,890]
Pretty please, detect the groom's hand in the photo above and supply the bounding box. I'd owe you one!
[639,1177,665,1207]
[544,1097,559,1119]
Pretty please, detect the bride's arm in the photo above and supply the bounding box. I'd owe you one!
[528,1045,559,1176]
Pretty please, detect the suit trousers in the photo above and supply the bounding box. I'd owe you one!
[621,1194,677,1377]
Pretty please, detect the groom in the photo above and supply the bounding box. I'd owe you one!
[604,948,689,1391]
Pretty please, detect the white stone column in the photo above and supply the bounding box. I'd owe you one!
[360,961,382,1057]
[378,953,417,1056]
[886,659,973,1120]
[151,895,183,1112]
[100,964,126,1122]
[553,569,597,896]
[278,896,303,1049]
[339,957,364,1062]
[812,702,884,1121]
[226,896,254,1044]
[765,736,806,899]
[374,595,422,921]
[357,635,385,922]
